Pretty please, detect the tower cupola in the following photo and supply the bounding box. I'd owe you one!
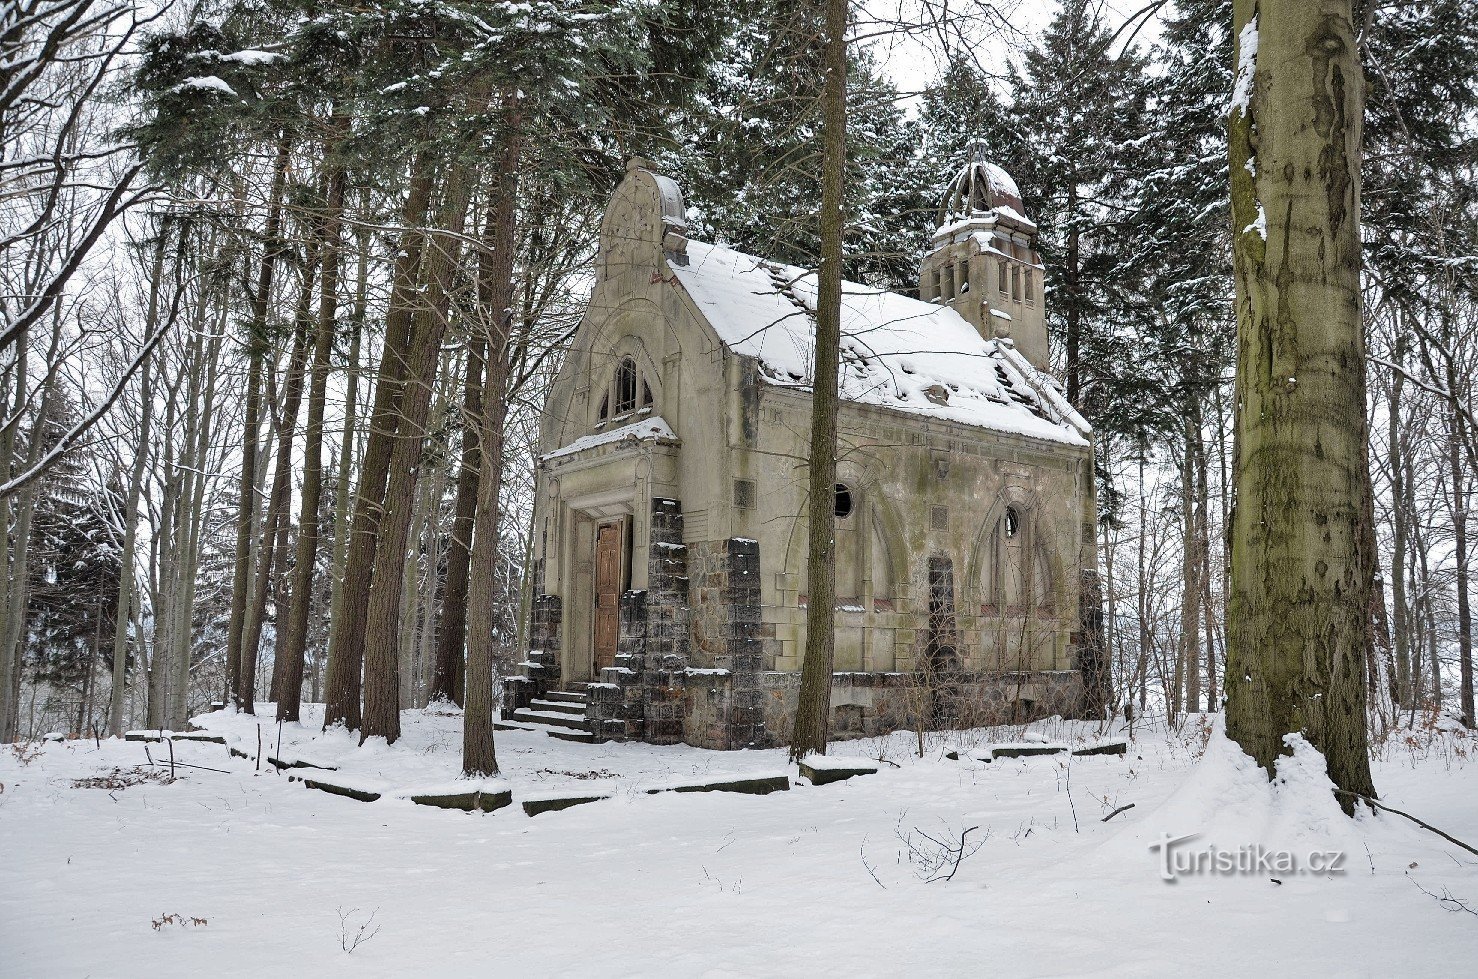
[919,145,1048,371]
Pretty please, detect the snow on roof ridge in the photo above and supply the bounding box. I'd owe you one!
[667,239,1087,446]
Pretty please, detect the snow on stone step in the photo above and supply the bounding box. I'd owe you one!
[510,708,591,731]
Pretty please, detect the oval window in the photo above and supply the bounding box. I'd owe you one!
[834,483,854,519]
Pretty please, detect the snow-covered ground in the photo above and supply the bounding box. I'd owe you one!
[2,707,1474,977]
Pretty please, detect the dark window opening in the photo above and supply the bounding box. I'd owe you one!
[641,380,653,409]
[615,357,638,415]
[834,483,854,519]
[598,392,609,421]
[1004,506,1020,539]
[1011,266,1021,302]
[998,261,1009,294]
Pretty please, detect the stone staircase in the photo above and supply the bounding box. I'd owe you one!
[496,686,599,744]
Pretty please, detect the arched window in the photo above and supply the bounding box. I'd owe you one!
[1004,506,1020,538]
[614,357,638,415]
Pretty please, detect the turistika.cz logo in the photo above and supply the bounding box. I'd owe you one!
[1149,832,1347,882]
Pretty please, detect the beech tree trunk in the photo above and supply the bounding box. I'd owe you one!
[1225,0,1377,809]
[789,0,847,761]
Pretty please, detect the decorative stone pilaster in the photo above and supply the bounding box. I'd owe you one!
[642,498,690,742]
[724,538,766,747]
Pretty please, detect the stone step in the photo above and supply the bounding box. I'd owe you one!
[541,690,590,705]
[510,708,592,733]
[530,699,586,717]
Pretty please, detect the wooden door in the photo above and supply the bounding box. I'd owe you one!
[593,523,622,672]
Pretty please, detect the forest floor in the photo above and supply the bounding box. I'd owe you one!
[1,706,1474,977]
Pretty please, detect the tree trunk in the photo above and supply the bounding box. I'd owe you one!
[170,303,224,728]
[789,0,847,761]
[242,250,315,714]
[107,331,157,734]
[432,332,485,706]
[360,135,483,744]
[464,94,523,777]
[1225,0,1377,808]
[1388,325,1412,706]
[278,141,347,723]
[227,138,291,709]
[323,215,368,710]
[322,149,436,731]
[1179,415,1201,715]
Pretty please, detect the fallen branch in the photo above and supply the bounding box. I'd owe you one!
[1410,877,1478,916]
[1334,790,1478,858]
[1101,803,1136,823]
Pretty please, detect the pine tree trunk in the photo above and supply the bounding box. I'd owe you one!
[323,219,367,710]
[322,150,436,731]
[278,144,346,724]
[789,0,847,761]
[227,138,291,709]
[360,142,481,744]
[431,332,484,706]
[1225,0,1376,808]
[464,95,522,777]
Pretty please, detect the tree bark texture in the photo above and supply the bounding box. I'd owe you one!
[1225,0,1377,807]
[789,0,847,761]
[227,137,290,709]
[464,93,522,778]
[321,148,435,731]
[278,140,347,723]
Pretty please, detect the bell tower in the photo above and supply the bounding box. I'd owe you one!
[919,146,1049,372]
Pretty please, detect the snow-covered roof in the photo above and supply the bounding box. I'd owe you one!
[668,241,1088,446]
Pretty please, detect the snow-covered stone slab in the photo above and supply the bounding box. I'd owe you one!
[989,743,1068,760]
[520,792,612,817]
[124,729,227,745]
[644,773,791,796]
[1071,739,1128,757]
[297,774,388,803]
[267,752,338,772]
[798,757,880,786]
[395,781,512,814]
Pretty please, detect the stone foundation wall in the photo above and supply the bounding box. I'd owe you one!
[683,537,766,749]
[502,593,562,718]
[754,668,1087,742]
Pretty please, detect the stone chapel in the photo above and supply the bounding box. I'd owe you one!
[501,155,1102,749]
